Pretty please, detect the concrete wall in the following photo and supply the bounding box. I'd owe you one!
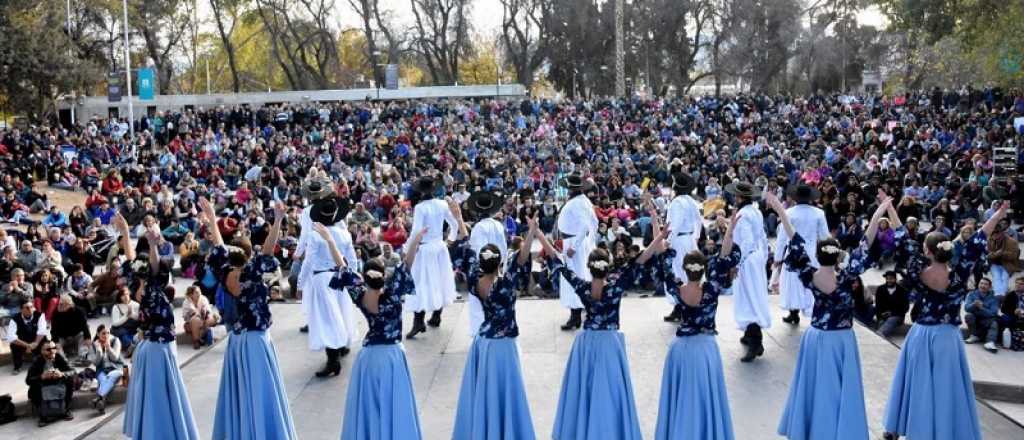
[62,84,528,122]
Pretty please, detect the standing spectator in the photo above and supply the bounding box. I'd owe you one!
[26,338,75,426]
[110,287,141,352]
[964,278,1001,353]
[50,295,92,362]
[875,271,910,337]
[986,221,1020,297]
[5,300,49,374]
[87,324,127,414]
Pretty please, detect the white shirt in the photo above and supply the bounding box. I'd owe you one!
[5,314,49,343]
[410,199,458,244]
[734,203,767,257]
[470,218,508,258]
[557,194,598,243]
[667,194,704,245]
[774,204,830,266]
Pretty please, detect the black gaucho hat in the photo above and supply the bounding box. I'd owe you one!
[310,197,351,225]
[465,191,505,218]
[786,183,821,204]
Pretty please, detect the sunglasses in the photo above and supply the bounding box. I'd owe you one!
[42,346,56,352]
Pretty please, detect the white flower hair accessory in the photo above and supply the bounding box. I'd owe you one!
[684,263,705,272]
[365,270,384,279]
[937,241,954,251]
[589,260,610,270]
[479,249,501,261]
[821,245,841,255]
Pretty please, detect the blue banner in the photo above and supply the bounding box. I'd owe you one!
[138,67,156,100]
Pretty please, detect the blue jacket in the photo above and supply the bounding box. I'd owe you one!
[965,290,1000,318]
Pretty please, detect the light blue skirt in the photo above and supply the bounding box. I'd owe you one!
[778,327,867,440]
[122,340,199,440]
[213,331,297,440]
[883,323,982,440]
[655,334,734,440]
[341,344,422,440]
[453,337,535,440]
[553,330,642,440]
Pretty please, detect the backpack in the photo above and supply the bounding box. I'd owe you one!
[38,384,66,420]
[0,394,16,424]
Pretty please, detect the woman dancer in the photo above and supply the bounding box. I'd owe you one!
[318,222,428,440]
[768,191,892,440]
[540,206,663,440]
[405,176,460,338]
[452,207,537,440]
[116,213,198,440]
[202,198,297,440]
[653,211,740,440]
[882,200,1009,440]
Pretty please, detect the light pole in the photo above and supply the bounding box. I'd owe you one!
[65,0,76,127]
[372,50,385,100]
[121,0,134,137]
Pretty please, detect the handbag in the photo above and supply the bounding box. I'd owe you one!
[39,384,66,419]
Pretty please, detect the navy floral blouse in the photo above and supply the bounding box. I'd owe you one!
[548,256,636,331]
[894,226,988,325]
[121,259,175,343]
[452,239,529,339]
[656,248,741,336]
[330,265,415,346]
[783,234,871,331]
[209,245,277,334]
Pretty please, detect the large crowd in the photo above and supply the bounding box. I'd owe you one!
[1,87,1023,428]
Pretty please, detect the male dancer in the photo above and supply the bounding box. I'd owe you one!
[663,171,704,322]
[726,181,771,362]
[466,190,507,337]
[556,173,598,330]
[774,183,829,325]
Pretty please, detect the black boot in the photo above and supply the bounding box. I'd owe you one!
[407,312,427,339]
[299,324,309,333]
[663,305,683,322]
[782,310,800,325]
[560,308,582,331]
[882,433,899,440]
[740,324,765,362]
[427,309,443,327]
[315,348,342,377]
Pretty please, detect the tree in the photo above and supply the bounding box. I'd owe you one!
[126,0,193,94]
[719,0,801,93]
[499,0,548,87]
[459,36,516,85]
[348,0,405,86]
[209,0,251,93]
[409,0,473,85]
[544,0,615,97]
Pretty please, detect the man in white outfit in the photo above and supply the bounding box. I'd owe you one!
[556,174,598,331]
[303,196,359,377]
[465,191,508,337]
[663,171,704,322]
[405,176,459,339]
[725,181,772,362]
[294,173,335,334]
[774,183,829,325]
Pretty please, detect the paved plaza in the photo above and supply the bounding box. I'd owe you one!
[2,293,1022,439]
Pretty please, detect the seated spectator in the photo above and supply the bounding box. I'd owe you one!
[178,232,203,277]
[380,215,408,250]
[378,243,401,278]
[50,295,91,362]
[26,338,75,426]
[33,268,61,320]
[836,213,863,250]
[109,287,141,352]
[41,206,69,229]
[999,278,1024,349]
[16,240,42,274]
[874,271,910,337]
[182,285,219,349]
[346,202,377,228]
[87,324,127,414]
[964,278,1001,353]
[65,263,96,317]
[5,300,49,374]
[986,221,1019,297]
[2,268,34,317]
[0,244,15,285]
[38,240,65,277]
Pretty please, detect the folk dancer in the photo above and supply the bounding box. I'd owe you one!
[663,171,704,322]
[724,181,772,362]
[773,183,830,325]
[405,176,460,338]
[465,191,508,337]
[556,173,598,331]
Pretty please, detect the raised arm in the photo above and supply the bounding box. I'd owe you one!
[112,212,134,261]
[198,197,224,247]
[313,223,347,269]
[764,192,794,239]
[720,211,741,257]
[447,197,468,241]
[536,228,560,263]
[980,201,1010,237]
[143,227,161,276]
[636,225,671,265]
[403,227,429,268]
[518,216,539,267]
[885,199,902,229]
[262,201,286,256]
[863,192,893,249]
